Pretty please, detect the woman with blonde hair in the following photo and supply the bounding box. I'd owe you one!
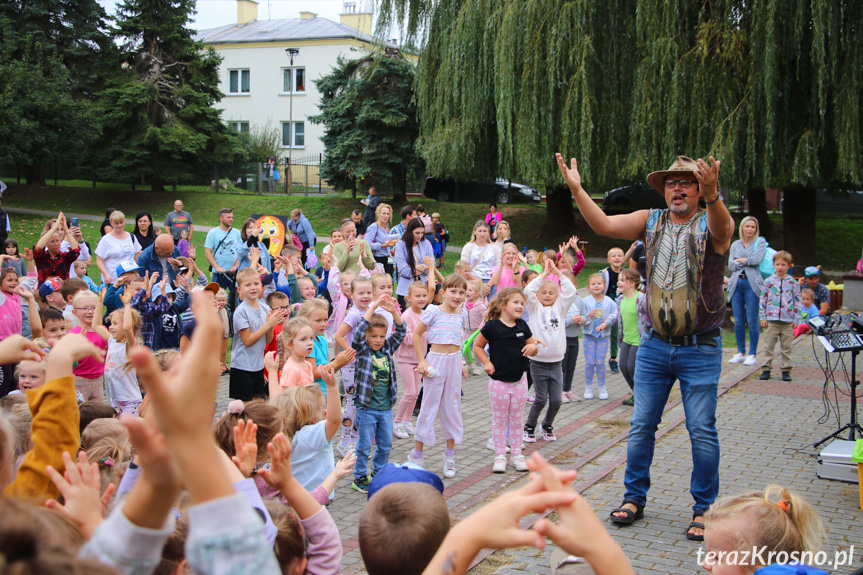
[94,210,141,283]
[727,215,766,366]
[365,202,397,275]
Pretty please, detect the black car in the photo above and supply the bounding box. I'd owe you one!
[602,184,666,212]
[423,177,542,204]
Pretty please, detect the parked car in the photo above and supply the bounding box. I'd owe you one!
[423,177,542,204]
[602,183,667,212]
[816,189,863,214]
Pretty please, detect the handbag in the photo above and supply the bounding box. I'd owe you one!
[758,238,777,278]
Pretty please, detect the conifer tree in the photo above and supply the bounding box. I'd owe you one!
[311,49,423,201]
[98,0,238,192]
[0,0,112,185]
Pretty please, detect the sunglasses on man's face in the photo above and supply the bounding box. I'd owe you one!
[664,179,697,189]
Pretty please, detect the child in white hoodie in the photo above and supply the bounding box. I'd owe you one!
[522,260,577,442]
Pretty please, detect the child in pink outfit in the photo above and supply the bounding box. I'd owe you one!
[393,281,429,439]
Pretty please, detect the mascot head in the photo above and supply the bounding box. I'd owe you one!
[255,215,285,257]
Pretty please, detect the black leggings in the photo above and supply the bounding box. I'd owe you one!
[562,337,580,393]
[619,342,638,392]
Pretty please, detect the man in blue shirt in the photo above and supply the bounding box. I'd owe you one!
[204,208,242,309]
[136,234,181,285]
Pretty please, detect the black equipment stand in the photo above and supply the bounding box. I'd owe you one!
[813,348,862,448]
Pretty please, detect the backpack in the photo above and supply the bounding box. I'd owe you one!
[758,238,777,278]
[419,214,433,235]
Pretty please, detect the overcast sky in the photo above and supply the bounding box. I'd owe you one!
[97,0,363,32]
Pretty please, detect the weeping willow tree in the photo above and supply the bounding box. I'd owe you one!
[714,0,862,264]
[377,0,863,253]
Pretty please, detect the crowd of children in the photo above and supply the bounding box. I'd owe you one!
[0,201,841,575]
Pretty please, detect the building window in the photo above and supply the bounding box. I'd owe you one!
[228,121,250,133]
[281,121,305,148]
[229,69,250,94]
[282,67,306,94]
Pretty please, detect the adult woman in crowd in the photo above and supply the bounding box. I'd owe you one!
[492,220,514,246]
[394,217,435,310]
[485,203,502,235]
[727,215,766,366]
[237,218,272,272]
[100,208,116,236]
[288,208,316,266]
[365,203,398,276]
[132,211,157,251]
[460,220,501,294]
[95,210,141,283]
[333,218,375,275]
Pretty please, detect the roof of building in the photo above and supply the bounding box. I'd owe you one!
[196,16,373,45]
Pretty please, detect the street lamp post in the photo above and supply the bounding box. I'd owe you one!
[285,48,300,193]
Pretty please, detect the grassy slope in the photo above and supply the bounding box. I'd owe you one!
[4,184,860,275]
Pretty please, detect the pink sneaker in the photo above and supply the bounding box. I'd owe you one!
[526,395,535,404]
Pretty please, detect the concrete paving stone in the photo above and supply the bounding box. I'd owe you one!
[214,336,862,574]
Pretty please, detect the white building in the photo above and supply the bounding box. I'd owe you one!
[197,0,376,159]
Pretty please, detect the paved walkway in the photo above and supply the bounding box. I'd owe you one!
[211,332,863,574]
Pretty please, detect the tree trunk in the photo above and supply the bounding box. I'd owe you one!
[24,163,46,187]
[781,185,817,270]
[391,167,407,203]
[543,185,577,239]
[746,187,772,240]
[150,173,166,194]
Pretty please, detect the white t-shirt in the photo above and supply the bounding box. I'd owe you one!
[105,337,141,403]
[95,233,141,282]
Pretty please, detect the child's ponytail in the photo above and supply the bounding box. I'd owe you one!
[705,484,825,559]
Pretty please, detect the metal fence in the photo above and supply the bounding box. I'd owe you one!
[217,154,334,196]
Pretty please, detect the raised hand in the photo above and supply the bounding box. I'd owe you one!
[320,364,337,387]
[0,335,47,364]
[187,244,197,259]
[264,350,279,373]
[119,284,134,306]
[122,416,181,493]
[333,453,357,479]
[555,153,583,191]
[231,419,259,478]
[22,247,34,262]
[265,307,287,329]
[147,271,160,290]
[258,432,294,490]
[45,451,113,540]
[693,156,720,192]
[14,286,35,300]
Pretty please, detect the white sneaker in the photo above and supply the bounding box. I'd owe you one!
[487,437,510,452]
[403,420,415,434]
[584,388,594,400]
[471,366,483,376]
[561,392,571,404]
[393,423,409,439]
[743,354,757,366]
[728,353,745,364]
[510,454,528,472]
[598,387,609,400]
[443,453,456,478]
[492,456,506,474]
[407,452,424,468]
[337,442,355,458]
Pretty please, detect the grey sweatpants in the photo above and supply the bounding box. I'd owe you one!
[525,359,563,430]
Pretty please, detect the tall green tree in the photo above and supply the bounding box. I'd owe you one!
[310,49,424,201]
[98,0,239,192]
[0,0,112,185]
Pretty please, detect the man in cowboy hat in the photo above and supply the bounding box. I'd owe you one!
[556,153,734,541]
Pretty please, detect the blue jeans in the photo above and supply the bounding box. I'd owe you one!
[624,331,722,515]
[731,278,760,355]
[354,407,393,480]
